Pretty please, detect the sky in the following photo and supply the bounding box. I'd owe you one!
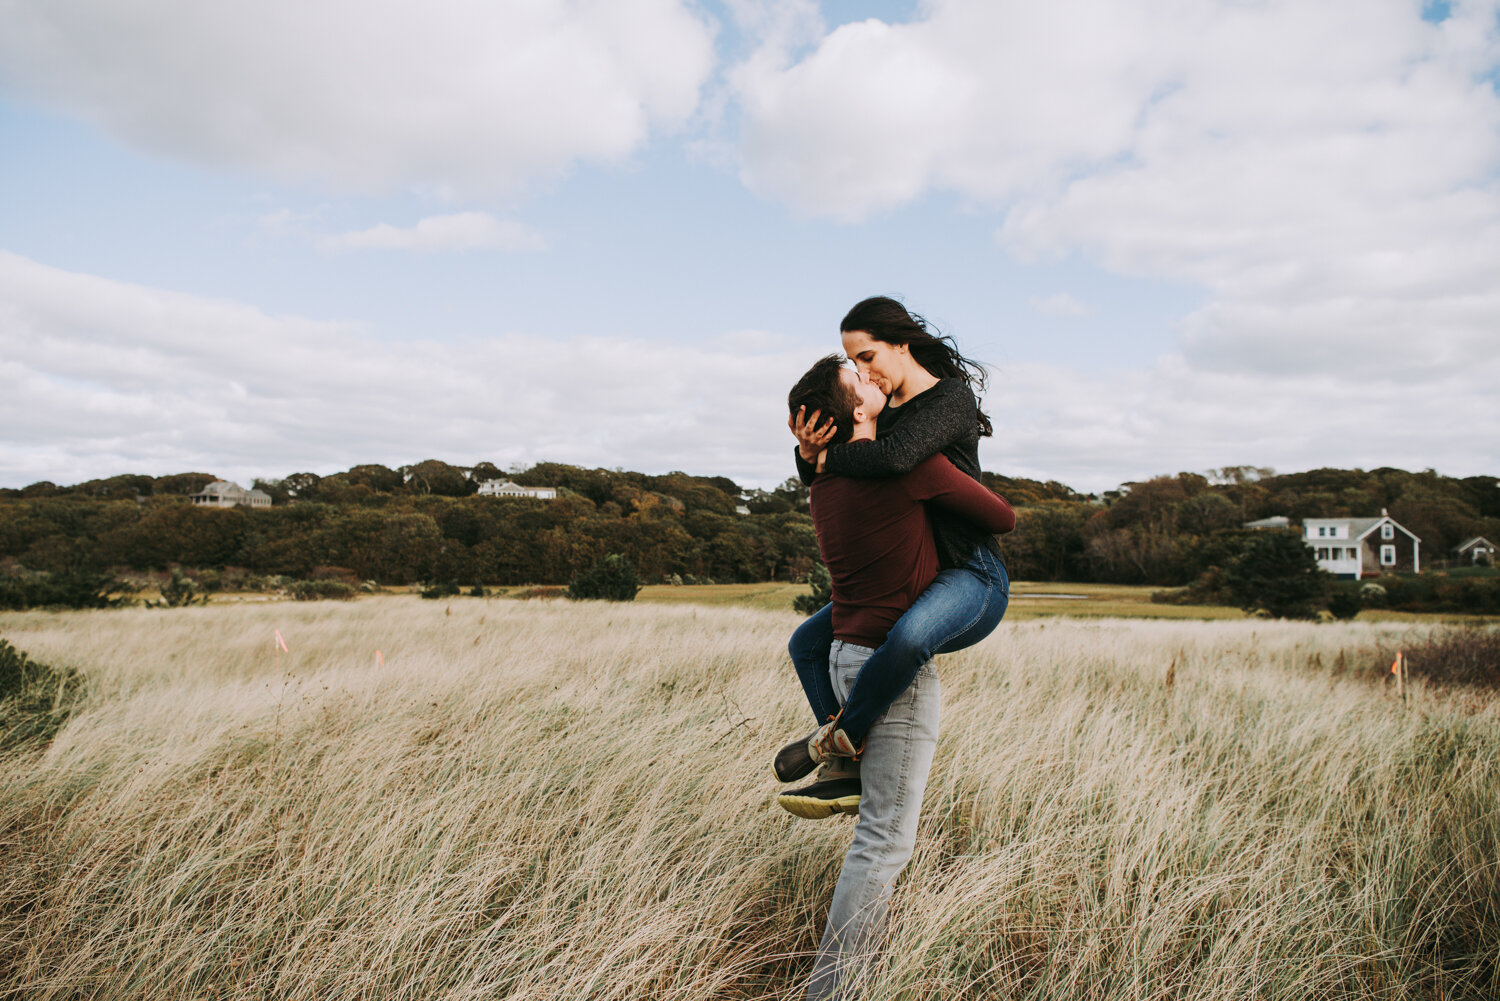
[1,0,1497,495]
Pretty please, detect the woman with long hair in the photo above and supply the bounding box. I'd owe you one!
[776,295,1010,792]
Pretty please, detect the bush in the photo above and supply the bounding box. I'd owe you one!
[148,567,207,608]
[419,580,462,600]
[0,638,86,753]
[1376,628,1500,689]
[793,562,832,616]
[1326,583,1363,620]
[1379,575,1500,614]
[1151,567,1229,606]
[287,579,357,601]
[0,566,121,610]
[567,554,643,602]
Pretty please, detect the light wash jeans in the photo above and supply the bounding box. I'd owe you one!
[806,639,941,1000]
[789,545,1006,745]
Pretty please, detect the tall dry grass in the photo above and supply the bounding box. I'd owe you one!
[1,600,1496,1000]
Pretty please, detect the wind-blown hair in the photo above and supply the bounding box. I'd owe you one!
[840,296,992,437]
[787,354,859,447]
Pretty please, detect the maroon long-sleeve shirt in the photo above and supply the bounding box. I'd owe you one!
[810,453,1016,649]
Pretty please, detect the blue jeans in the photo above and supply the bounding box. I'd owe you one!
[806,639,941,1000]
[788,545,1008,744]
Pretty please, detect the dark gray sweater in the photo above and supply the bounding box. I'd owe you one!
[795,378,1002,570]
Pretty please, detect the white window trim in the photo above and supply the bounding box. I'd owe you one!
[1381,523,1394,539]
[1380,544,1396,565]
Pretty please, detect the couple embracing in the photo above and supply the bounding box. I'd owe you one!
[773,296,1015,999]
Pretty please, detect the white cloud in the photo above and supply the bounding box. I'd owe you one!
[0,0,716,197]
[320,213,546,253]
[0,252,815,490]
[987,351,1500,494]
[2,251,1496,496]
[734,0,1500,455]
[1029,293,1091,318]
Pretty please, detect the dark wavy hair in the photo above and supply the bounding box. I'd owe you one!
[788,354,859,447]
[840,296,992,437]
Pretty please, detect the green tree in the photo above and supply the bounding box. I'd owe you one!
[152,472,218,496]
[567,554,642,601]
[1220,530,1330,619]
[402,459,472,497]
[793,562,832,615]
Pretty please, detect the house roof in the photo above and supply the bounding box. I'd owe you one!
[195,480,247,496]
[1455,536,1495,552]
[1243,515,1289,528]
[1304,515,1421,543]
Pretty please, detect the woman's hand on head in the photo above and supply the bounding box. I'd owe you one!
[790,406,837,462]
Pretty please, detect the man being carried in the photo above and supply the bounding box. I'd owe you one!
[777,355,1015,999]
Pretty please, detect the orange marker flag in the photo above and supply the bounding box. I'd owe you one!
[275,629,289,653]
[1390,651,1403,676]
[376,649,384,666]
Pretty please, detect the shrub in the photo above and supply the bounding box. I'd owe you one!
[148,567,207,608]
[287,579,356,601]
[1379,575,1500,614]
[1377,628,1500,690]
[419,580,462,600]
[567,554,643,602]
[793,562,832,616]
[0,638,86,753]
[1151,567,1229,606]
[1326,583,1363,621]
[0,566,121,611]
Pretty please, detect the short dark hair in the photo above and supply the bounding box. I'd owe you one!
[788,354,858,447]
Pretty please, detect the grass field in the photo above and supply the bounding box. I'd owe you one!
[634,580,1242,618]
[2,598,1497,1000]
[641,581,1490,623]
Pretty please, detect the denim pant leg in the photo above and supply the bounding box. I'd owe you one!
[807,640,941,1001]
[788,602,842,724]
[835,548,1008,745]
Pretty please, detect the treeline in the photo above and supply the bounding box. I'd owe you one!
[991,466,1500,584]
[2,461,1496,590]
[0,462,819,587]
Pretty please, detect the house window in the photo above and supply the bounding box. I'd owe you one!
[1317,527,1326,537]
[1380,545,1396,565]
[1347,548,1357,559]
[1381,523,1394,540]
[1316,547,1328,559]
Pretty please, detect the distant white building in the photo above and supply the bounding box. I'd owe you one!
[1454,536,1495,566]
[190,480,272,509]
[1243,515,1290,530]
[1304,509,1420,578]
[477,479,557,500]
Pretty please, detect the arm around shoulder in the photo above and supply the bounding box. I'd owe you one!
[906,455,1016,534]
[823,381,976,478]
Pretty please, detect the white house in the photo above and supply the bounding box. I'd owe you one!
[1243,515,1290,530]
[1454,536,1496,566]
[190,480,272,509]
[477,479,557,500]
[1303,509,1420,578]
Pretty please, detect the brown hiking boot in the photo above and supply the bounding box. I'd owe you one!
[810,720,861,760]
[772,729,821,783]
